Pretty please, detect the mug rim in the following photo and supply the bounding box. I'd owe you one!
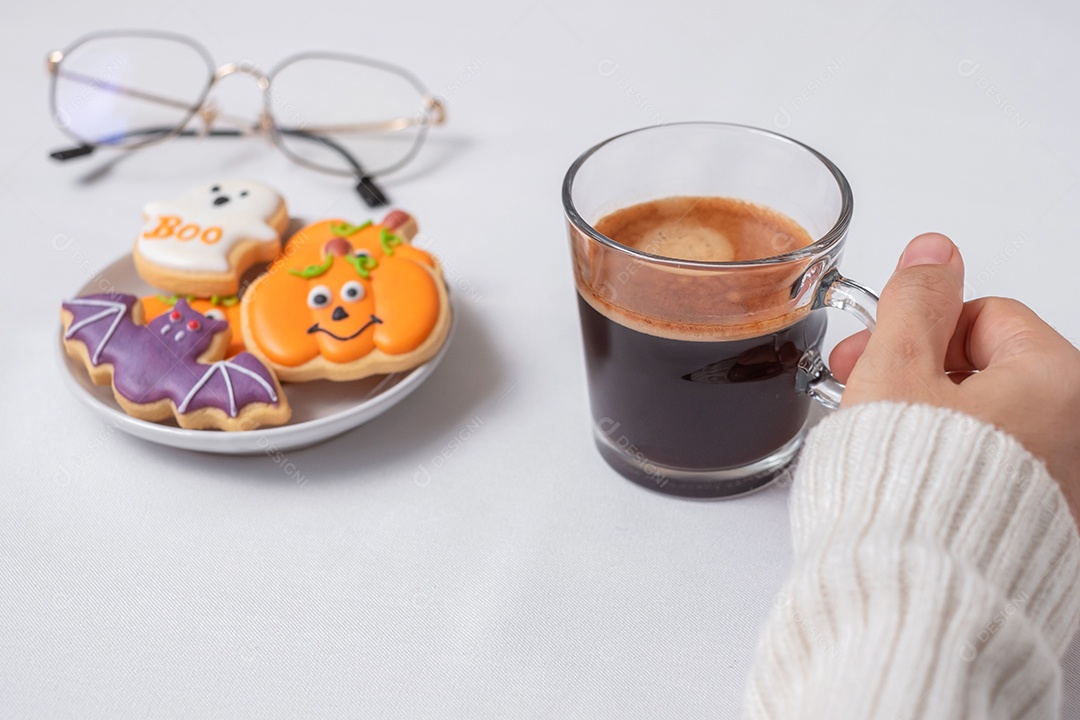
[561,121,854,268]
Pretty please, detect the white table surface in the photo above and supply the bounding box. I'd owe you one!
[3,0,1079,717]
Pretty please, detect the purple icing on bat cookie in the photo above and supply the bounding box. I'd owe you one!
[62,293,279,417]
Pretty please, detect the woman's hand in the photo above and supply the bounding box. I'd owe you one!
[830,232,1080,521]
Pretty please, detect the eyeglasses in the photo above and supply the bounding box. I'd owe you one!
[46,30,447,207]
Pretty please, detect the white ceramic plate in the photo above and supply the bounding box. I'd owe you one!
[57,254,452,454]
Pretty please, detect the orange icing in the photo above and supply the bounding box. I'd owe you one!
[141,295,244,356]
[142,215,224,245]
[243,218,442,367]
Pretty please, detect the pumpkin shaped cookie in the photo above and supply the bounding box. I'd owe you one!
[240,211,451,382]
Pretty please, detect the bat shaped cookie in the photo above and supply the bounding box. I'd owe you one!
[61,293,290,430]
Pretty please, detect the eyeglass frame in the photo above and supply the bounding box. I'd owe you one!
[46,29,447,207]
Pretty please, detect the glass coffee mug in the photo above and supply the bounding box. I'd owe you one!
[563,122,879,498]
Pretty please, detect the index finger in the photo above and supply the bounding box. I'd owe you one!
[945,297,1071,371]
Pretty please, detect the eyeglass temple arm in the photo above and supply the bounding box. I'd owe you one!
[49,125,225,161]
[277,128,388,207]
[49,126,390,208]
[49,125,181,161]
[300,97,446,135]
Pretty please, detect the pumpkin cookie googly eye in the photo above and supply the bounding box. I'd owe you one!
[307,285,332,309]
[341,280,365,303]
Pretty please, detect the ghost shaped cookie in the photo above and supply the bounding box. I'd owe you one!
[133,179,289,296]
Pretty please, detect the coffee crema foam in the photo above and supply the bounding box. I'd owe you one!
[578,196,819,342]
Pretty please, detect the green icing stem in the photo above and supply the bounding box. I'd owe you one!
[344,253,378,279]
[330,220,373,237]
[155,293,238,307]
[288,254,334,278]
[154,294,197,306]
[380,228,402,256]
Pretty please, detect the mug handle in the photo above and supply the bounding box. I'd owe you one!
[796,269,880,410]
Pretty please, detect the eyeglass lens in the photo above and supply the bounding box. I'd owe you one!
[269,55,431,177]
[53,33,213,149]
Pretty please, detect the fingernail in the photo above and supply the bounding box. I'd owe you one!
[899,233,954,269]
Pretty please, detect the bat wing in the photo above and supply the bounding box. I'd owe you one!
[62,294,137,365]
[176,353,281,418]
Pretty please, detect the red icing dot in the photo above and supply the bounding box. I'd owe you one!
[169,310,182,321]
[187,319,201,331]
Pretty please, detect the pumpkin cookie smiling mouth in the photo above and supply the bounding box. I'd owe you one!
[306,314,383,341]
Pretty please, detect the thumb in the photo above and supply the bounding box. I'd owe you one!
[857,233,966,379]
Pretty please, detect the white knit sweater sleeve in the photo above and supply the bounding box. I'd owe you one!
[742,402,1080,720]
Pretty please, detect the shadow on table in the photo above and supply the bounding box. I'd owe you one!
[379,133,474,186]
[132,297,503,486]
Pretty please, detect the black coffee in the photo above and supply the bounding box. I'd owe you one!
[578,296,826,496]
[579,196,822,497]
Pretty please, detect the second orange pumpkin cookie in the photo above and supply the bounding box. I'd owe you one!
[240,211,451,382]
